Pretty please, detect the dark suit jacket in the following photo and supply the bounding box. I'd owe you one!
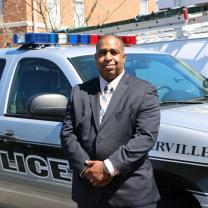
[60,73,160,208]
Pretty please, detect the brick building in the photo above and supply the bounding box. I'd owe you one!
[0,0,157,47]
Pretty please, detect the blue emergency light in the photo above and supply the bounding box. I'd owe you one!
[67,34,93,45]
[68,34,79,45]
[25,33,57,44]
[80,34,90,44]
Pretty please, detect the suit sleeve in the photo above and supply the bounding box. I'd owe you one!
[108,84,160,174]
[60,86,90,174]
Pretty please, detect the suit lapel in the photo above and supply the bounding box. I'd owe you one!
[98,73,129,131]
[89,78,100,131]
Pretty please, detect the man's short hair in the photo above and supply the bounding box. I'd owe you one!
[96,34,124,51]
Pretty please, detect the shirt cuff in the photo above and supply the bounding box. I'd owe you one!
[104,159,119,177]
[80,167,87,178]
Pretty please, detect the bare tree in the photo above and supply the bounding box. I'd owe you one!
[74,0,128,27]
[100,0,127,25]
[84,0,98,26]
[17,0,70,32]
[0,14,13,47]
[24,0,55,31]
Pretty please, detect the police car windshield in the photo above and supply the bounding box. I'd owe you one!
[69,53,207,102]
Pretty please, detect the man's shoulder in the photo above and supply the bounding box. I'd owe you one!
[81,77,99,87]
[73,77,99,94]
[126,74,155,89]
[79,77,99,90]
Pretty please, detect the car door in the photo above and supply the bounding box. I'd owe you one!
[0,57,76,208]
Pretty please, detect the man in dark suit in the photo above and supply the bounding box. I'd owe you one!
[60,35,160,208]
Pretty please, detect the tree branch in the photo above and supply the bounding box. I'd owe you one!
[101,0,127,25]
[85,0,98,26]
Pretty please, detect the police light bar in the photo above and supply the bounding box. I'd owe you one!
[13,32,137,46]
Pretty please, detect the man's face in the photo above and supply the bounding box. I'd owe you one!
[95,36,126,82]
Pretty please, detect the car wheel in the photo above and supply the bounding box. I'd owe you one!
[158,192,201,208]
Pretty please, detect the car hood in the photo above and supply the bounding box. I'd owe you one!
[161,103,208,132]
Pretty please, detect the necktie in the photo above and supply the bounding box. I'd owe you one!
[99,84,113,124]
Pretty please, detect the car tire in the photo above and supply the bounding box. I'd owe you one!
[158,191,201,208]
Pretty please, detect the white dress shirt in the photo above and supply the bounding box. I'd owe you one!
[99,70,125,177]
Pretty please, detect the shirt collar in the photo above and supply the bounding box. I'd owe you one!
[99,70,125,93]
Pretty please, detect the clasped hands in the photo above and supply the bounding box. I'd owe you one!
[83,160,112,187]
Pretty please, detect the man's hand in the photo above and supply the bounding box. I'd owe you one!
[83,160,112,187]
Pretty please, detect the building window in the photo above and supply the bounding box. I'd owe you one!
[0,0,3,15]
[176,0,182,7]
[46,0,61,30]
[155,0,159,12]
[73,0,85,27]
[140,0,149,15]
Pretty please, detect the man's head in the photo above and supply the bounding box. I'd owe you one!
[95,35,126,82]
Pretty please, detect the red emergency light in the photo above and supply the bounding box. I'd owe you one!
[120,36,137,45]
[90,35,100,44]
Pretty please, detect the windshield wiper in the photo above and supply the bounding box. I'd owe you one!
[160,95,208,104]
[189,95,208,101]
[160,100,207,104]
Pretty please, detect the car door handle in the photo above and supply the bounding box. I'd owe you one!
[0,130,18,141]
[4,129,15,136]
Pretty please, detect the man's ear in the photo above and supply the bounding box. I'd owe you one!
[123,54,126,61]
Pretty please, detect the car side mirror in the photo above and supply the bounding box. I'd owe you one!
[26,93,68,118]
[203,79,208,88]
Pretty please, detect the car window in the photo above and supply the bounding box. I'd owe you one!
[125,54,205,100]
[69,53,206,101]
[0,58,6,80]
[69,55,99,81]
[7,58,71,117]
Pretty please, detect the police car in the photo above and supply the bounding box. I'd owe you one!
[0,33,207,208]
